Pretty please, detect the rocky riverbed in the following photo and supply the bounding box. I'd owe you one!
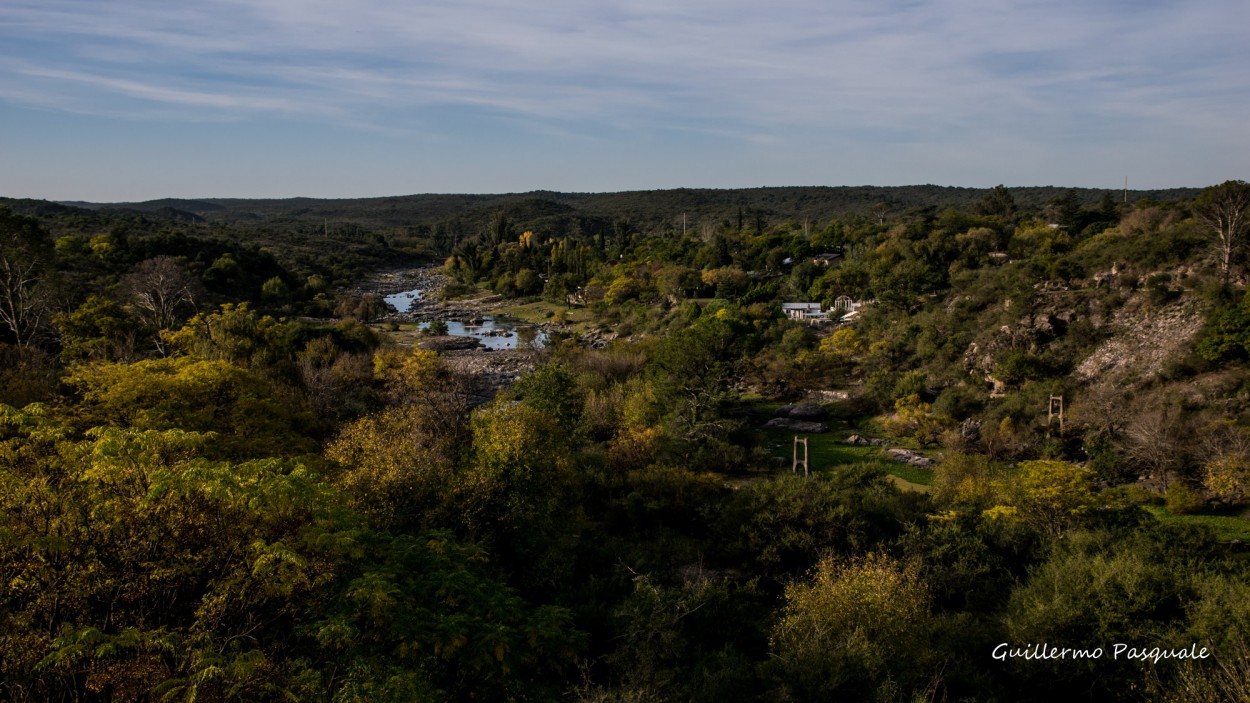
[353,266,527,323]
[349,266,545,401]
[341,266,447,302]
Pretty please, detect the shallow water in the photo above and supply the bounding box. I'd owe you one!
[384,287,424,313]
[385,286,546,350]
[418,318,546,350]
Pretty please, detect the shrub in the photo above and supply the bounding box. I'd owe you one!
[1165,482,1205,515]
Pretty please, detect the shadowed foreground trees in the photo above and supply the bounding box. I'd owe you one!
[0,406,582,702]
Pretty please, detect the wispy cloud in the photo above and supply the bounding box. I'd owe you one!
[1,0,1246,197]
[4,0,1246,130]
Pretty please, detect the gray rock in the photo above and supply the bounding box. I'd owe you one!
[786,402,826,420]
[762,418,829,433]
[885,448,935,468]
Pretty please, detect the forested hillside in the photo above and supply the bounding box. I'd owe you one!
[0,182,1248,702]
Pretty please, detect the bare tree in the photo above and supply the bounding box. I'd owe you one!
[1194,180,1250,285]
[0,208,53,349]
[1124,407,1192,487]
[871,201,892,226]
[122,256,203,353]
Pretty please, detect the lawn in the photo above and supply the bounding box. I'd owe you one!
[1142,505,1250,542]
[757,427,934,492]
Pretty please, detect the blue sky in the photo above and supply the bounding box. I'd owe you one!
[1,0,1247,201]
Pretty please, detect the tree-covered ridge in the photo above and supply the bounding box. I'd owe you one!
[0,182,1248,701]
[11,184,1199,261]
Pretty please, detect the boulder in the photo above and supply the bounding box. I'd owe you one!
[786,402,826,420]
[762,418,828,433]
[775,402,827,419]
[885,448,935,468]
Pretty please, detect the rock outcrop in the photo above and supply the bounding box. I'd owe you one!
[762,418,829,433]
[1075,296,1204,384]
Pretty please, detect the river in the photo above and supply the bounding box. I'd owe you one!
[382,279,547,351]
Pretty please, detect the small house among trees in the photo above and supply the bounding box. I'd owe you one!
[782,302,828,323]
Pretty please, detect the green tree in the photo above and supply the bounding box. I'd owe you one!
[0,405,582,702]
[975,184,1017,220]
[987,459,1101,536]
[514,267,542,295]
[882,393,954,447]
[54,295,142,364]
[326,349,471,528]
[61,356,317,459]
[648,315,750,435]
[770,552,932,699]
[260,275,290,303]
[163,302,300,370]
[1198,290,1250,361]
[460,400,581,586]
[1003,529,1199,696]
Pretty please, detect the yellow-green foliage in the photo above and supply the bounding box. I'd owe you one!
[771,552,930,697]
[699,266,750,296]
[329,348,469,526]
[462,400,578,538]
[62,356,316,458]
[986,459,1100,536]
[1204,454,1250,504]
[933,452,1001,507]
[162,303,290,366]
[881,393,953,447]
[604,275,642,305]
[818,326,864,362]
[327,404,457,526]
[0,409,345,699]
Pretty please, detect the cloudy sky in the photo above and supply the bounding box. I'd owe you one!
[1,0,1246,201]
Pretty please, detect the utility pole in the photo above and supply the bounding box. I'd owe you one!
[1124,177,1128,204]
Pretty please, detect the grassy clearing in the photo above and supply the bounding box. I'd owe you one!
[888,475,933,493]
[758,428,934,491]
[886,463,937,487]
[1142,506,1250,542]
[492,300,596,331]
[369,321,423,345]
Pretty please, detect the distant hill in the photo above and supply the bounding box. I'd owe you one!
[48,185,1198,235]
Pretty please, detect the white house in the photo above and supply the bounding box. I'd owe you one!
[782,302,828,323]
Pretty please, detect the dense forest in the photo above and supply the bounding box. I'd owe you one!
[1,182,1248,702]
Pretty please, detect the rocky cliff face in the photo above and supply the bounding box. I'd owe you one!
[959,277,1206,393]
[1075,294,1205,386]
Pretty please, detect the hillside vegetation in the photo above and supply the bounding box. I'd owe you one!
[0,182,1248,702]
